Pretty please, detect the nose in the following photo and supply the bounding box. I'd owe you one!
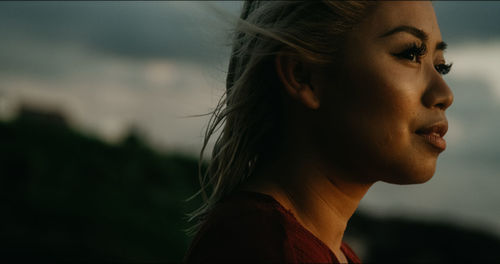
[422,72,454,111]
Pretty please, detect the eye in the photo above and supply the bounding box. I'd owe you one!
[435,63,452,75]
[394,43,427,63]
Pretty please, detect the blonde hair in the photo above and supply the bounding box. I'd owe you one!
[186,0,376,236]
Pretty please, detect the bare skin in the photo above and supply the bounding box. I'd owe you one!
[240,1,453,263]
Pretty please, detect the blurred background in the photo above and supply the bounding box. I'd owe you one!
[1,1,499,262]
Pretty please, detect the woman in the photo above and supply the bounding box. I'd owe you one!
[185,1,453,263]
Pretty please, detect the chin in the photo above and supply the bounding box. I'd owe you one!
[382,160,437,185]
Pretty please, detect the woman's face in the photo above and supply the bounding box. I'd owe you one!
[312,1,453,184]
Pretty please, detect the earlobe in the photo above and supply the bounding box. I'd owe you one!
[275,52,320,110]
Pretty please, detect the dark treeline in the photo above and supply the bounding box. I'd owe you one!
[1,107,499,262]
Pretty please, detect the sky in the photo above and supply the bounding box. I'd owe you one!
[1,1,499,235]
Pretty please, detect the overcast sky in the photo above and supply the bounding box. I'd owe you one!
[1,1,499,235]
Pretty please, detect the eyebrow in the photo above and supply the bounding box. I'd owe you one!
[379,25,448,51]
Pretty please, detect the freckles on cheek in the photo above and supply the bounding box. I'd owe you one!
[355,65,417,146]
[341,53,419,126]
[367,62,419,113]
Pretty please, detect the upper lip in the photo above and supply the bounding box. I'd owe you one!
[415,120,448,137]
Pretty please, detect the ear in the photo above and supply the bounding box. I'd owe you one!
[275,51,320,110]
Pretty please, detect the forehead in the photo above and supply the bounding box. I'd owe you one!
[355,1,442,41]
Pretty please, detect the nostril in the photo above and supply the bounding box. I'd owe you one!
[436,103,446,110]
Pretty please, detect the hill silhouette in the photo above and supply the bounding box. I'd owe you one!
[1,107,499,262]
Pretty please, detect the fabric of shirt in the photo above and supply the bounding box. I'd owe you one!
[184,190,362,263]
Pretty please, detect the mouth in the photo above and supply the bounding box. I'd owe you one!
[415,121,448,152]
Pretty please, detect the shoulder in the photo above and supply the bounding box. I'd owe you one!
[184,192,289,263]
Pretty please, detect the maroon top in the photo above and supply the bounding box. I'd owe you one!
[184,191,361,263]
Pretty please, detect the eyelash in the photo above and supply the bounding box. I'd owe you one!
[394,42,453,75]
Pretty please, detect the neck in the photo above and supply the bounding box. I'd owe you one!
[241,147,373,254]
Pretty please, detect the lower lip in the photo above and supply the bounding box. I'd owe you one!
[417,133,446,151]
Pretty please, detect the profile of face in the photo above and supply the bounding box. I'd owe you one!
[305,1,454,184]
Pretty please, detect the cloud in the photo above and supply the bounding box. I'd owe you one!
[446,40,500,100]
[0,2,242,64]
[0,1,242,154]
[1,1,499,64]
[443,40,500,160]
[434,1,500,42]
[0,37,226,153]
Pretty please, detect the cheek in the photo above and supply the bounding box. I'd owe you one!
[317,57,434,183]
[337,58,418,141]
